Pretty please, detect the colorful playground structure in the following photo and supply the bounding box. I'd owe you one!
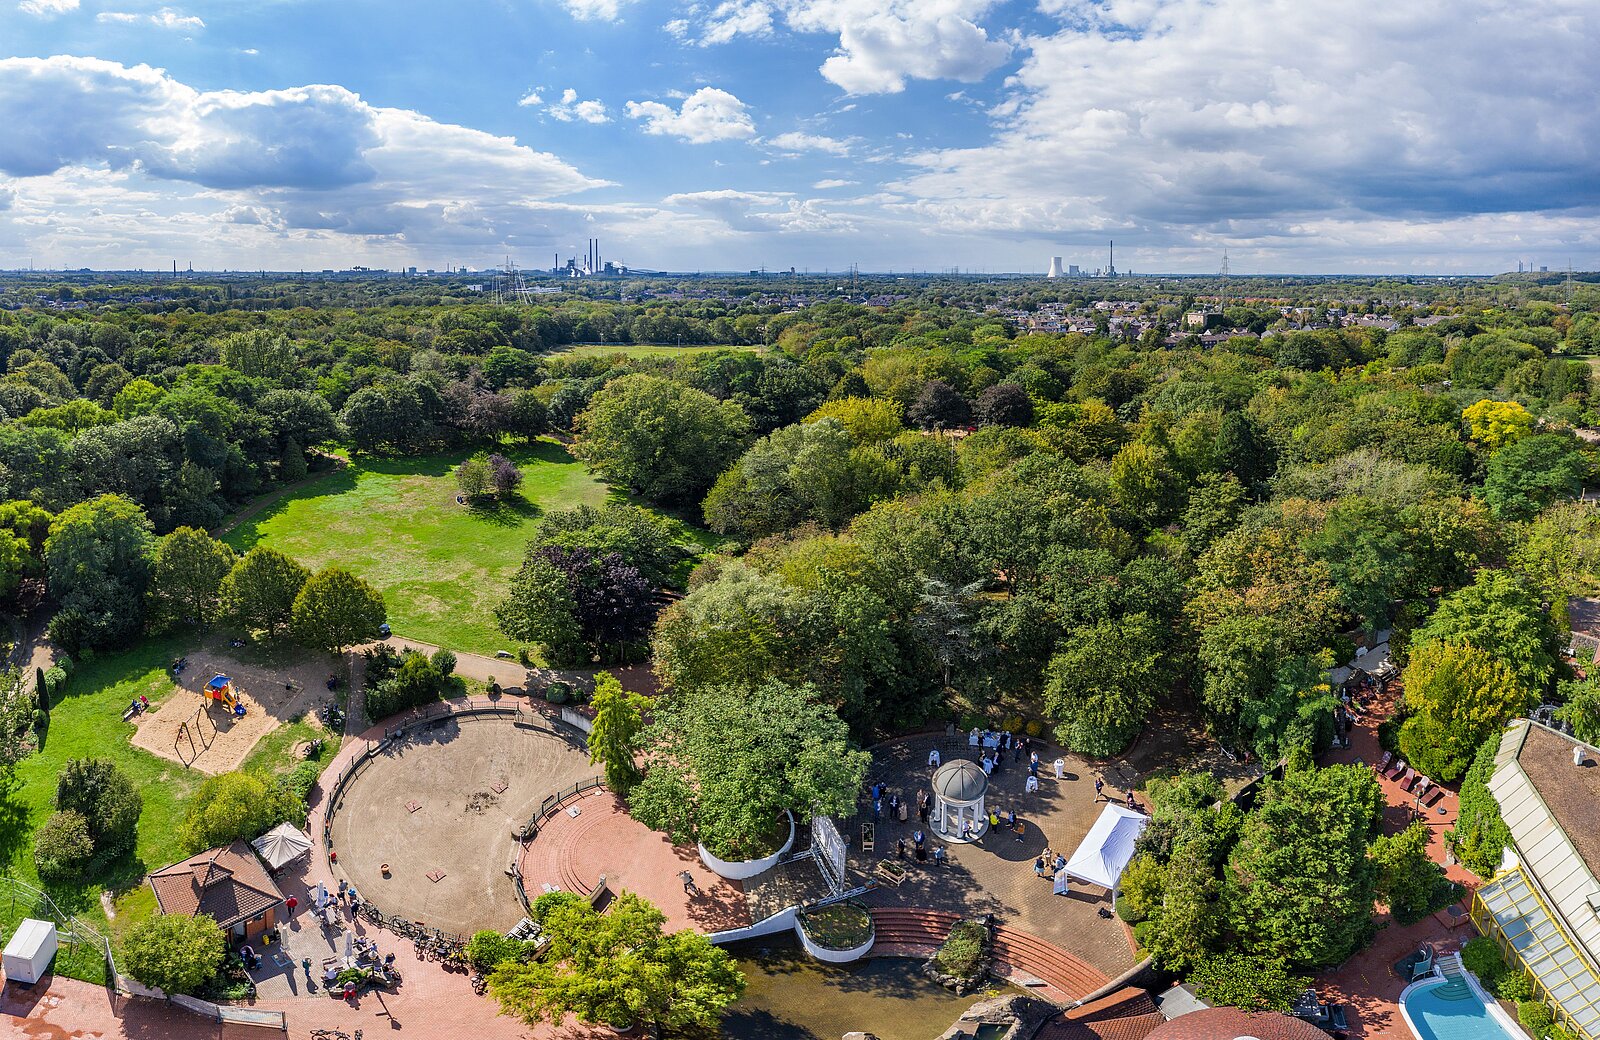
[205,674,247,718]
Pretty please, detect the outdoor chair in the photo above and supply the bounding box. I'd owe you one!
[1377,751,1393,772]
[1393,942,1435,981]
[1384,758,1407,780]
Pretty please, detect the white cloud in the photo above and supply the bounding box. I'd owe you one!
[626,87,755,143]
[679,0,1010,93]
[97,7,205,30]
[766,131,850,154]
[701,0,775,44]
[18,0,77,15]
[517,90,543,107]
[664,17,689,38]
[547,88,608,123]
[790,0,1011,93]
[895,0,1600,252]
[663,188,856,234]
[0,56,607,256]
[560,0,635,21]
[812,178,854,189]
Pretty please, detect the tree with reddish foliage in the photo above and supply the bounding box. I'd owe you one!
[974,383,1034,428]
[523,545,657,661]
[487,453,524,496]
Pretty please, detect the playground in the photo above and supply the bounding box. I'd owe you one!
[128,640,338,774]
[327,711,594,936]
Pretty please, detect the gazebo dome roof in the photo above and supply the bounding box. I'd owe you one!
[932,759,988,804]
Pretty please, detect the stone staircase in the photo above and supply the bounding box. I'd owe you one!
[866,908,1110,1003]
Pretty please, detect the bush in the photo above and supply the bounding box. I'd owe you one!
[1462,937,1506,989]
[1519,1001,1555,1036]
[56,757,142,862]
[544,680,572,705]
[363,650,446,722]
[933,921,989,980]
[531,890,583,923]
[121,913,226,995]
[1191,953,1309,1013]
[1450,737,1512,878]
[43,666,66,700]
[429,648,457,677]
[466,930,529,970]
[1497,970,1533,1003]
[33,809,93,880]
[1115,854,1164,924]
[1024,719,1044,737]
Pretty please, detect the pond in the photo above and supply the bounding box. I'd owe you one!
[722,938,1013,1040]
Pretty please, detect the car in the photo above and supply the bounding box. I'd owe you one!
[378,623,391,637]
[495,650,513,659]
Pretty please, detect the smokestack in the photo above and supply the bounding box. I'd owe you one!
[1048,256,1064,278]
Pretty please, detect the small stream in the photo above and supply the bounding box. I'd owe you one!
[721,938,1012,1040]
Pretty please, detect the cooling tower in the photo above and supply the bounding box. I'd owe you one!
[1047,256,1064,278]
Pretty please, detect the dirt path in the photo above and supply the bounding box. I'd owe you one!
[211,453,348,539]
[365,635,658,698]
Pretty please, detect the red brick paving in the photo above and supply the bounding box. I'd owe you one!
[1314,684,1483,1040]
[516,791,751,934]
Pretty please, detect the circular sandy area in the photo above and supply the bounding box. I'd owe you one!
[328,714,591,935]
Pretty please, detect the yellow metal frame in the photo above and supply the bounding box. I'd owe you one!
[1471,865,1600,1040]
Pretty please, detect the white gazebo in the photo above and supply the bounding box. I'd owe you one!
[1065,803,1148,894]
[931,759,989,842]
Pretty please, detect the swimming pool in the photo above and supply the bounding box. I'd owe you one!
[1400,963,1524,1040]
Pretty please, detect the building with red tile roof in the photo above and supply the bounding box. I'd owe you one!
[1144,1007,1328,1040]
[149,839,285,944]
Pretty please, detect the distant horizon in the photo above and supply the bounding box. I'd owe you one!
[0,264,1569,281]
[1,0,1596,275]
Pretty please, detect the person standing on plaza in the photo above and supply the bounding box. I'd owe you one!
[1094,777,1104,801]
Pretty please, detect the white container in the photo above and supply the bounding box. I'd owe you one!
[3,918,58,984]
[795,914,875,964]
[698,812,795,881]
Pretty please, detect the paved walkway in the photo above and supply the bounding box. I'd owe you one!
[1314,683,1482,1040]
[517,790,751,934]
[849,733,1141,981]
[370,636,658,699]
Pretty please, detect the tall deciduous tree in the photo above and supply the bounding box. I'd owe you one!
[146,527,236,630]
[55,757,142,861]
[574,374,749,504]
[488,893,744,1035]
[495,554,583,663]
[1410,569,1559,697]
[216,547,309,635]
[1043,613,1168,757]
[1399,642,1532,781]
[1371,821,1448,924]
[1482,433,1589,521]
[1225,765,1384,970]
[290,567,387,654]
[44,493,155,652]
[630,680,868,860]
[587,673,647,796]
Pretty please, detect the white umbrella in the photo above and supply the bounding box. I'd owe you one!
[315,882,327,907]
[342,930,354,965]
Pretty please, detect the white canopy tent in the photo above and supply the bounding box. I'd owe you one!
[252,822,312,871]
[1064,804,1148,891]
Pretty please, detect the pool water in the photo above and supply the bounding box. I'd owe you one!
[1403,976,1521,1040]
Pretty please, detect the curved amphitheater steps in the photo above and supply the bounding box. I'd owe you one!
[868,908,1109,1003]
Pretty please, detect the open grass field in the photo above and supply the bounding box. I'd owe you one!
[552,342,767,360]
[221,439,711,657]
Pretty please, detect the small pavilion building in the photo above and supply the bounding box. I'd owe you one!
[931,759,989,842]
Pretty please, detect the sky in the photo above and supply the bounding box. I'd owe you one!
[0,0,1596,275]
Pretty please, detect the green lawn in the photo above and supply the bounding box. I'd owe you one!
[221,440,708,656]
[552,342,768,360]
[1,636,337,984]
